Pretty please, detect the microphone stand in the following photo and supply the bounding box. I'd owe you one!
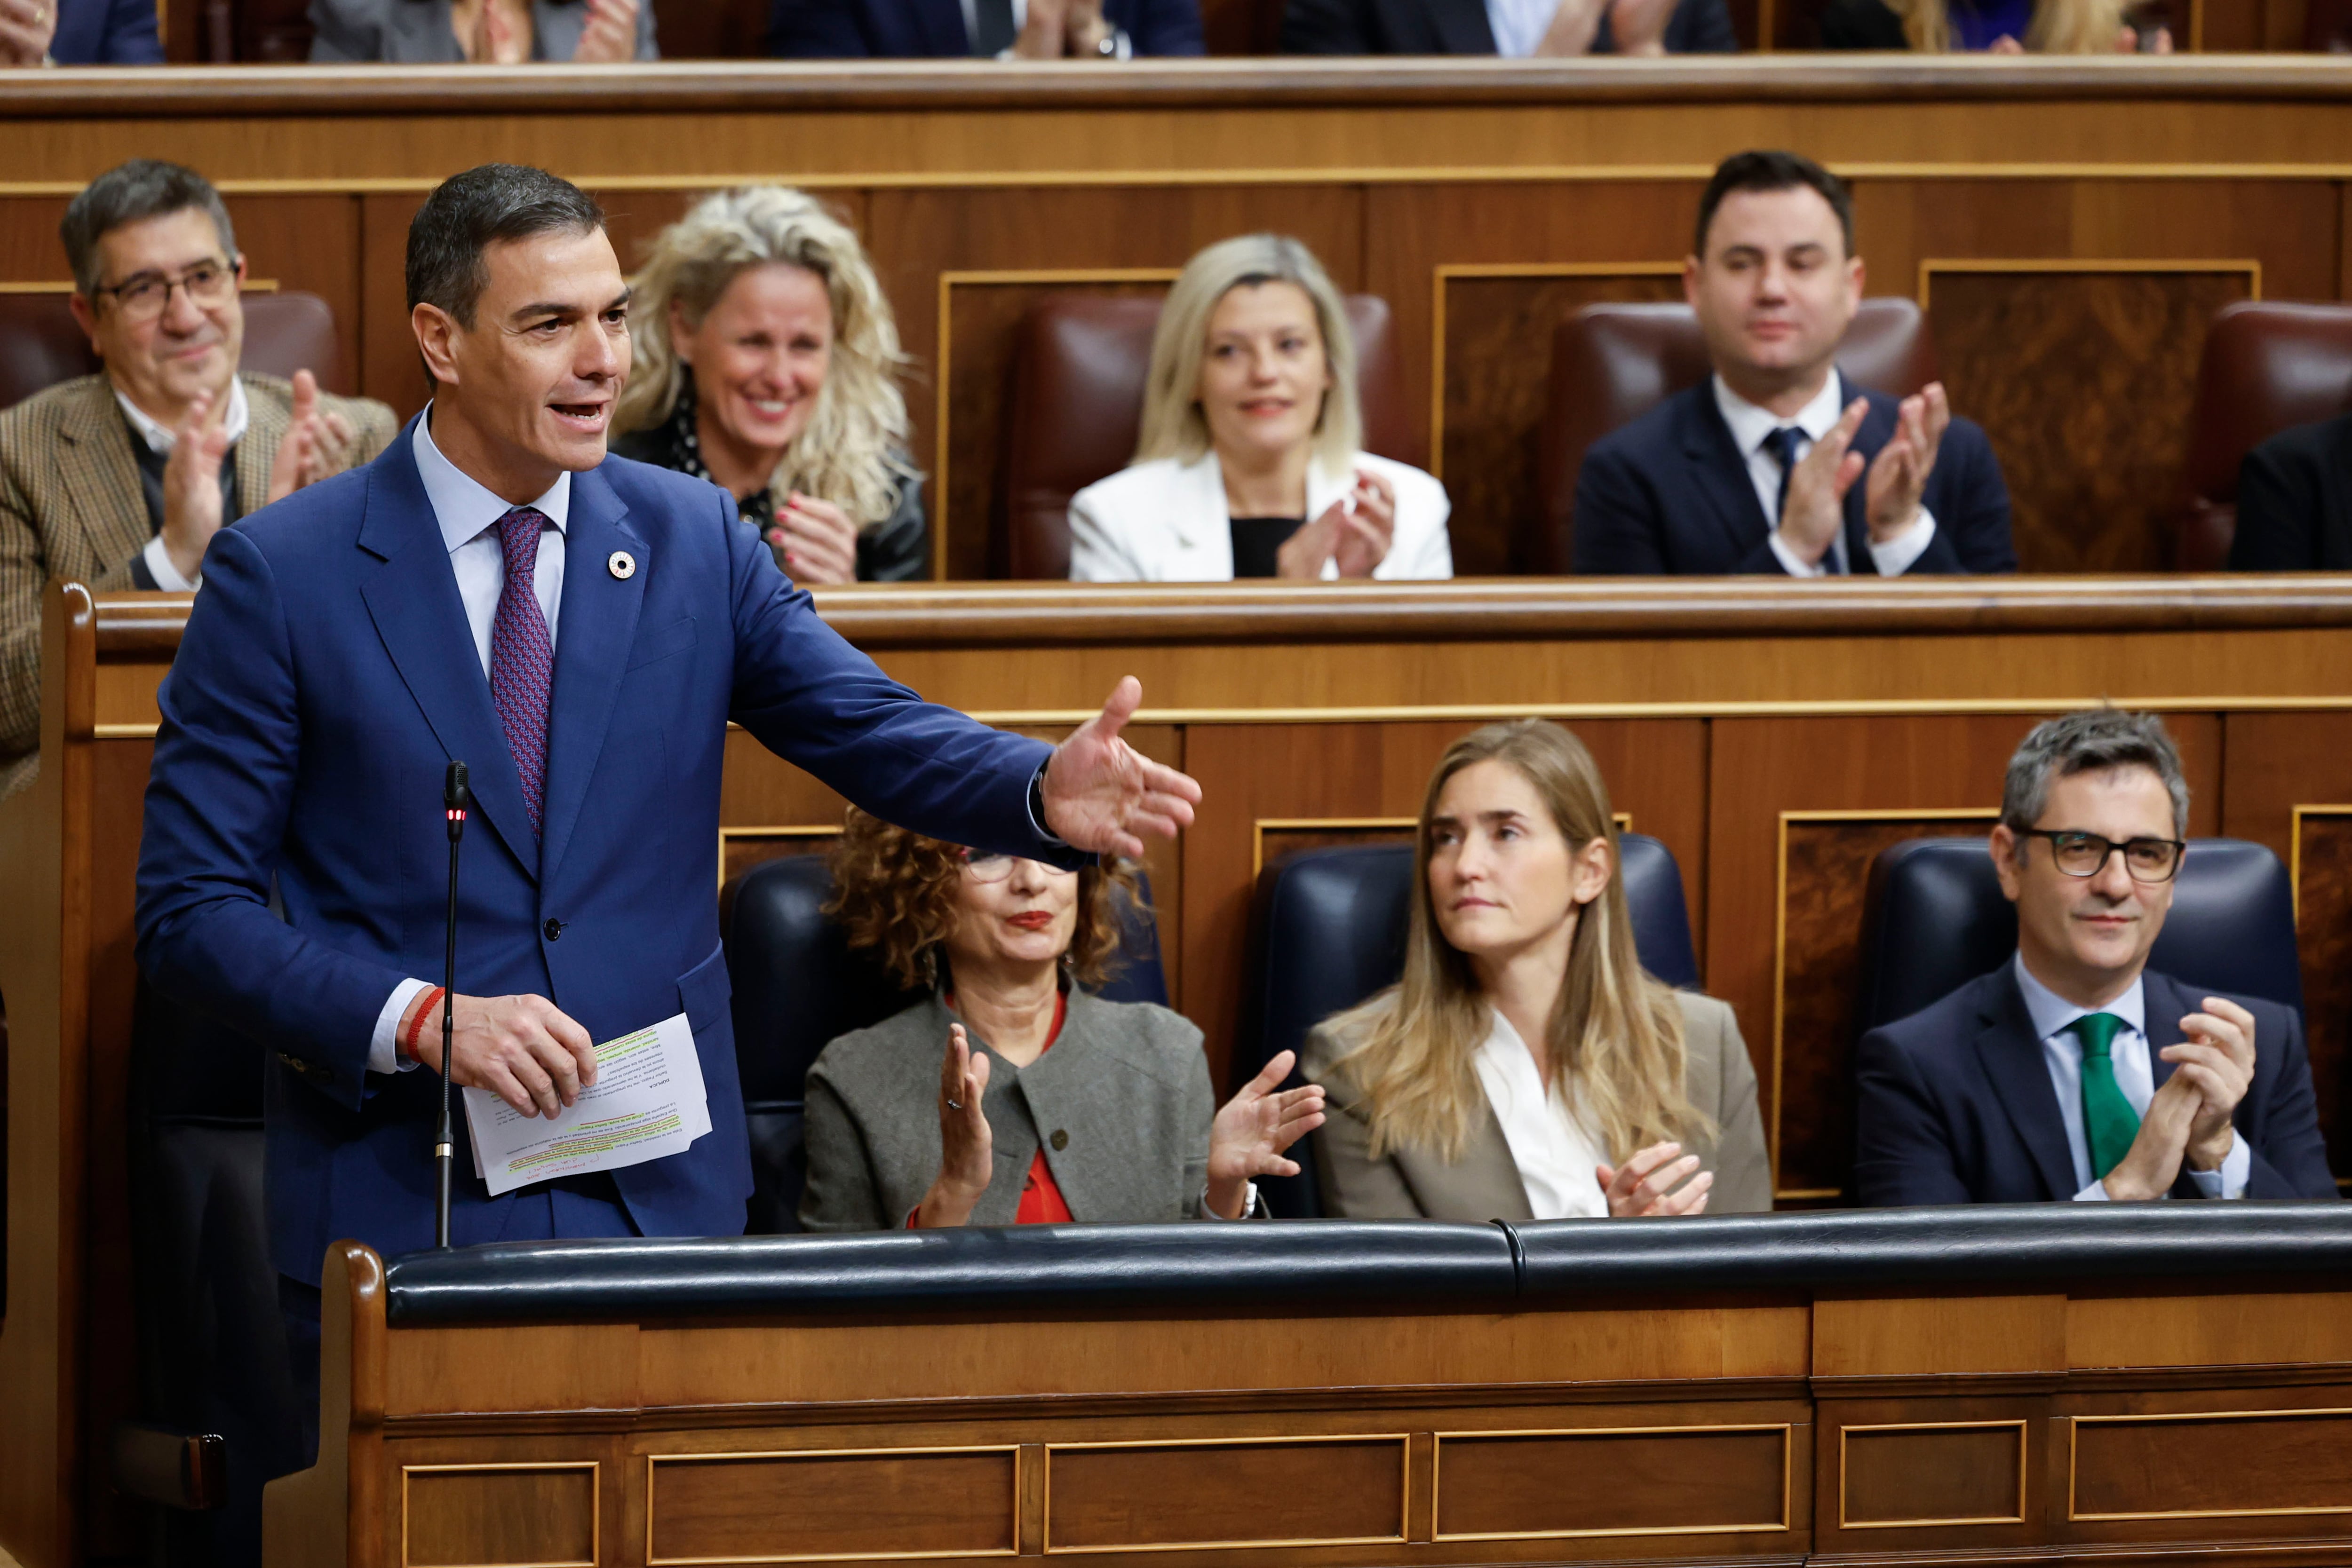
[437,761,470,1250]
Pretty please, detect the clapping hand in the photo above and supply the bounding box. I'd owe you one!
[2098,1072,2201,1201]
[0,0,59,65]
[1204,1050,1327,1219]
[1041,678,1203,858]
[265,370,360,506]
[767,492,861,585]
[1276,470,1396,580]
[1776,398,1868,570]
[1862,382,1948,545]
[160,389,234,583]
[572,0,640,62]
[1597,1140,1714,1217]
[915,1023,995,1228]
[1606,0,1678,53]
[2167,996,2255,1173]
[465,0,530,62]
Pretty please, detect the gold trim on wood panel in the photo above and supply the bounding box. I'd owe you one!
[1836,1419,2028,1529]
[401,1461,600,1568]
[645,1446,1023,1564]
[0,279,279,293]
[1426,261,1685,481]
[1916,256,2262,308]
[1429,1424,1793,1542]
[1040,1433,1411,1555]
[2288,805,2352,923]
[1770,807,2001,1199]
[932,267,1182,580]
[716,824,842,892]
[2068,1408,2352,1521]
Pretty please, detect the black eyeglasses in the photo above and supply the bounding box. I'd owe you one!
[91,257,237,324]
[2017,829,2185,884]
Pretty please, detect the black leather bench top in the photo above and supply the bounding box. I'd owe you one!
[383,1202,2352,1326]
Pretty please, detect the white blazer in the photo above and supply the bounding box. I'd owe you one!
[1067,449,1453,582]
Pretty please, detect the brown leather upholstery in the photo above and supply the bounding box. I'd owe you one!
[0,291,347,412]
[1532,298,1939,575]
[1001,293,1412,580]
[2176,301,2352,571]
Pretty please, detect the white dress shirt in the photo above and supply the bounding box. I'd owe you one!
[1710,373,1938,579]
[1486,0,1562,54]
[1471,1010,1611,1219]
[2010,954,2248,1201]
[366,407,571,1074]
[117,378,252,593]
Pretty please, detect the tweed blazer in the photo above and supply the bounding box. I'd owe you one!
[1303,989,1774,1220]
[799,988,1218,1230]
[0,372,396,799]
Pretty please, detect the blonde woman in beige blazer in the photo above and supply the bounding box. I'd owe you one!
[1304,719,1772,1223]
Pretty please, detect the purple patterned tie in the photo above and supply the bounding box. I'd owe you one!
[490,506,554,838]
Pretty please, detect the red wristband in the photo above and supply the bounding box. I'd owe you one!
[401,986,446,1063]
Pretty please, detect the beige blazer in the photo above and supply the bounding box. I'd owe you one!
[1303,990,1774,1220]
[0,371,397,799]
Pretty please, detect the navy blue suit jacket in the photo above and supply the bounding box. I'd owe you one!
[770,0,1204,55]
[52,0,164,60]
[1573,376,2018,577]
[1855,965,2337,1206]
[136,424,1073,1284]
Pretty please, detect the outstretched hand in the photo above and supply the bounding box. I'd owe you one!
[1776,398,1868,570]
[1205,1049,1327,1219]
[1041,678,1203,858]
[916,1022,995,1227]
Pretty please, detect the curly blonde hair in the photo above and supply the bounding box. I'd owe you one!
[614,186,915,530]
[825,808,1143,992]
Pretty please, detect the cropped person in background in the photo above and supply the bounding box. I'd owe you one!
[770,0,1201,58]
[801,808,1325,1228]
[1282,0,1732,57]
[1819,0,2168,50]
[1306,720,1770,1221]
[1069,234,1451,583]
[0,159,394,801]
[1854,710,2335,1205]
[611,187,927,584]
[2,0,161,63]
[1575,151,2015,578]
[309,0,656,61]
[2227,412,2352,571]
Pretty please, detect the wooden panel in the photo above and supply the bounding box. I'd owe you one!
[1432,1426,1789,1540]
[360,190,430,418]
[2071,1410,2352,1520]
[1840,1422,2025,1528]
[404,1465,597,1568]
[718,827,838,891]
[1816,1295,2066,1379]
[648,1448,1018,1562]
[0,197,73,282]
[2067,1290,2352,1370]
[1433,265,1684,576]
[1927,266,2256,574]
[1044,1437,1404,1551]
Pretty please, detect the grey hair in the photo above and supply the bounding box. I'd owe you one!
[62,160,238,298]
[2000,709,2189,842]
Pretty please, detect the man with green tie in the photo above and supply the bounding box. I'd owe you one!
[1854,709,2336,1205]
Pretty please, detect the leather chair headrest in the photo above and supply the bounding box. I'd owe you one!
[1534,298,1937,574]
[2174,301,2352,568]
[0,291,348,411]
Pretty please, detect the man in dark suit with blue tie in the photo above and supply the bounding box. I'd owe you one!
[0,0,161,64]
[1854,710,2335,1206]
[771,0,1202,58]
[135,165,1203,1446]
[1574,151,2016,578]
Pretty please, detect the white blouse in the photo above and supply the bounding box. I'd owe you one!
[1470,1011,1611,1220]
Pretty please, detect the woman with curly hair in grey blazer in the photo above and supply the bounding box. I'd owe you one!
[800,809,1325,1230]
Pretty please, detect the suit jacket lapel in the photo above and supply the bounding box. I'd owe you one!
[916,0,971,54]
[354,420,540,875]
[1015,991,1167,1220]
[235,375,288,519]
[1678,385,1774,564]
[2142,970,2185,1093]
[537,467,644,887]
[1840,375,1887,575]
[1974,968,2080,1199]
[53,379,154,581]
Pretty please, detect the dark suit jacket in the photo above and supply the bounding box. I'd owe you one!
[135,424,1074,1283]
[771,0,1204,55]
[1281,0,1733,53]
[1855,965,2338,1206]
[51,0,163,61]
[1573,375,2018,577]
[2227,412,2352,571]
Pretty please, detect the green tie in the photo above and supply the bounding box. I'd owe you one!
[2070,1012,2140,1180]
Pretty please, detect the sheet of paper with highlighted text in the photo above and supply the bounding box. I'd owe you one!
[464,1011,711,1197]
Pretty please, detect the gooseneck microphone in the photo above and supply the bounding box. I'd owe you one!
[437,760,470,1250]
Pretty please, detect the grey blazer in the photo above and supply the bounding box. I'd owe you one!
[800,989,1216,1231]
[1303,990,1773,1220]
[309,0,659,60]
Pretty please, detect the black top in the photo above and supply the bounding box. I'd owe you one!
[2229,411,2352,571]
[1229,515,1305,578]
[1281,0,1736,55]
[607,371,930,583]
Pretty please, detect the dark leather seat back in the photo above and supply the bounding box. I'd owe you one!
[2177,301,2352,570]
[1239,833,1699,1217]
[1001,292,1414,579]
[723,854,1170,1233]
[1534,298,1937,574]
[0,291,348,410]
[1854,836,2304,1040]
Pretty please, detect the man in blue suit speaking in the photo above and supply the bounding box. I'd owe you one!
[134,165,1200,1415]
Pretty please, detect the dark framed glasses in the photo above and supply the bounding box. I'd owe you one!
[92,257,238,324]
[2017,829,2185,884]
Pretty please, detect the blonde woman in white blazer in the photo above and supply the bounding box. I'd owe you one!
[1068,234,1454,583]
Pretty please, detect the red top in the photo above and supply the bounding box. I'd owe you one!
[911,991,1073,1227]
